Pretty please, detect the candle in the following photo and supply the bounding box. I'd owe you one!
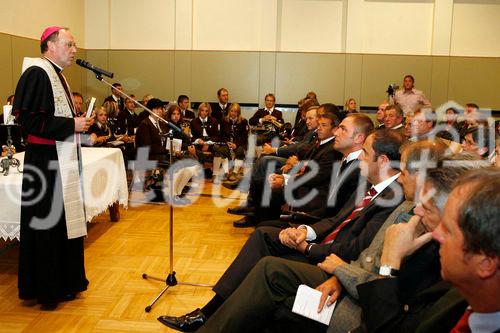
[3,105,13,125]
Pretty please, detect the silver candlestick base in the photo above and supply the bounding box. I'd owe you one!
[1,124,23,176]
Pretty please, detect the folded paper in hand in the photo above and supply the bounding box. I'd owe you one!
[292,284,336,325]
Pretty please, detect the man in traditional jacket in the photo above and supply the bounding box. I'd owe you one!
[12,26,92,311]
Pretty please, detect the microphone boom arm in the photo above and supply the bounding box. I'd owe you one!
[86,71,182,134]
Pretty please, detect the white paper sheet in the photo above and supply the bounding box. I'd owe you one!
[292,284,336,325]
[166,138,183,153]
[86,97,96,118]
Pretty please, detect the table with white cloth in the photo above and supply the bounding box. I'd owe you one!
[0,147,129,241]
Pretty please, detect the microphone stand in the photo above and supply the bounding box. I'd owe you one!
[88,72,213,313]
[91,73,181,133]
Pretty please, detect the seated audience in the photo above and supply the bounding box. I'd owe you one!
[165,104,196,158]
[180,147,480,333]
[116,95,139,140]
[384,104,405,137]
[72,92,84,117]
[319,113,373,219]
[102,100,119,135]
[190,102,220,178]
[216,103,249,182]
[426,168,500,333]
[141,93,154,106]
[227,106,321,217]
[342,98,358,116]
[116,95,139,180]
[177,94,195,120]
[136,98,169,202]
[137,94,155,124]
[461,125,492,159]
[436,107,461,141]
[136,99,196,204]
[293,92,319,128]
[405,107,436,141]
[210,88,230,123]
[157,129,406,330]
[457,103,489,139]
[249,93,284,146]
[242,111,341,227]
[103,82,124,111]
[287,98,319,144]
[375,101,388,129]
[88,107,113,146]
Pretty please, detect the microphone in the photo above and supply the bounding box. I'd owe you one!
[76,59,114,78]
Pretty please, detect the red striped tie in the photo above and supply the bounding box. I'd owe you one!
[321,187,378,245]
[450,308,472,333]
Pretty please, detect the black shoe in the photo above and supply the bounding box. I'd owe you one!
[227,205,254,216]
[222,181,239,190]
[157,308,207,332]
[233,216,256,228]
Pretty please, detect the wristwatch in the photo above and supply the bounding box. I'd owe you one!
[379,265,399,277]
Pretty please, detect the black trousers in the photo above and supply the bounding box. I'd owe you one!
[213,226,311,299]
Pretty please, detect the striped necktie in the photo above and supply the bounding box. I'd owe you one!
[321,187,378,245]
[450,308,472,333]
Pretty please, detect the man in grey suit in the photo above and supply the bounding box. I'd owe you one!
[193,140,449,333]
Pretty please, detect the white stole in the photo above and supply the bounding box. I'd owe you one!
[22,57,87,239]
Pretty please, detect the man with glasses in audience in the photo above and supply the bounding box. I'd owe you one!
[158,129,405,331]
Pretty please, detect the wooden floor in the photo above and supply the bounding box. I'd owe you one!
[0,182,250,332]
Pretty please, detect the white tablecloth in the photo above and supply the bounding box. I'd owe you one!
[0,147,129,241]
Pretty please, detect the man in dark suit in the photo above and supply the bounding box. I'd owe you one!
[225,106,320,209]
[177,94,195,120]
[242,111,342,227]
[352,153,483,333]
[375,101,388,129]
[135,98,168,162]
[135,98,169,202]
[158,129,405,331]
[426,168,500,333]
[317,113,373,219]
[116,95,139,174]
[210,88,230,123]
[116,95,139,137]
[249,93,284,145]
[384,104,406,138]
[184,146,470,333]
[103,82,124,111]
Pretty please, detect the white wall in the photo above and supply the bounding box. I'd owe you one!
[81,0,500,57]
[346,0,435,55]
[450,1,500,57]
[280,0,344,52]
[2,0,499,57]
[0,0,85,44]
